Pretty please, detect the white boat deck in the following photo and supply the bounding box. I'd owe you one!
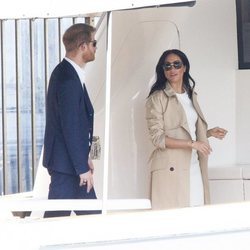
[1,201,250,250]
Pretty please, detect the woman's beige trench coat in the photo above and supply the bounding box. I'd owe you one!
[145,84,210,210]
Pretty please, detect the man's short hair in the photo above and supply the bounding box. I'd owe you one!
[63,23,96,52]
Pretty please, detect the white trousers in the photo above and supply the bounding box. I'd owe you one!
[190,150,204,207]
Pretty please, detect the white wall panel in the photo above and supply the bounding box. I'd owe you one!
[86,0,240,199]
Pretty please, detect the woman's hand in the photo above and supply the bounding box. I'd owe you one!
[191,141,212,157]
[207,127,228,140]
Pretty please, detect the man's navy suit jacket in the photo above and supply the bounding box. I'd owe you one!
[43,59,94,176]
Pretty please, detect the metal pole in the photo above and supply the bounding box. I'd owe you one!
[1,21,8,195]
[102,11,112,214]
[15,20,22,192]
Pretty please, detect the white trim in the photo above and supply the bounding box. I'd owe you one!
[0,0,195,19]
[0,198,151,215]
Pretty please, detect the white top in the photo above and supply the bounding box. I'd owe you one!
[176,91,198,141]
[176,91,204,206]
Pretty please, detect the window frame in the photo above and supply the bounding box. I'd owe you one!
[236,0,250,69]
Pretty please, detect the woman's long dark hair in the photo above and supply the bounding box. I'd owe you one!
[148,49,195,98]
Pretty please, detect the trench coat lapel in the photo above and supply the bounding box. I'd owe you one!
[192,91,207,126]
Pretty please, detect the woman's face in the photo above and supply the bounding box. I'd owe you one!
[163,53,186,85]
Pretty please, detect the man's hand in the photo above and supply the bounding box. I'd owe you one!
[79,170,93,193]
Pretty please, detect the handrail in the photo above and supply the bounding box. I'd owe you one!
[0,196,151,219]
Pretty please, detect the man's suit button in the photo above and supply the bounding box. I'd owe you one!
[170,167,174,171]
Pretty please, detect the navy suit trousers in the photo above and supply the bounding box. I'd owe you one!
[44,171,101,218]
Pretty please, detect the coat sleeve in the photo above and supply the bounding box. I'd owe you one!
[145,91,167,149]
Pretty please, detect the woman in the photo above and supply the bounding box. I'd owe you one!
[145,49,227,210]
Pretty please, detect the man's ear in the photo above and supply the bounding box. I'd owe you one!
[79,43,87,51]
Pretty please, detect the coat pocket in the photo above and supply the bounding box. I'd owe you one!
[150,149,177,173]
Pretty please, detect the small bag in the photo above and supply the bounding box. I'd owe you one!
[90,136,101,160]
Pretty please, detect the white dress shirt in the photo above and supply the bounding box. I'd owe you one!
[64,57,86,87]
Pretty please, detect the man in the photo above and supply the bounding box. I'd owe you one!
[43,23,100,217]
